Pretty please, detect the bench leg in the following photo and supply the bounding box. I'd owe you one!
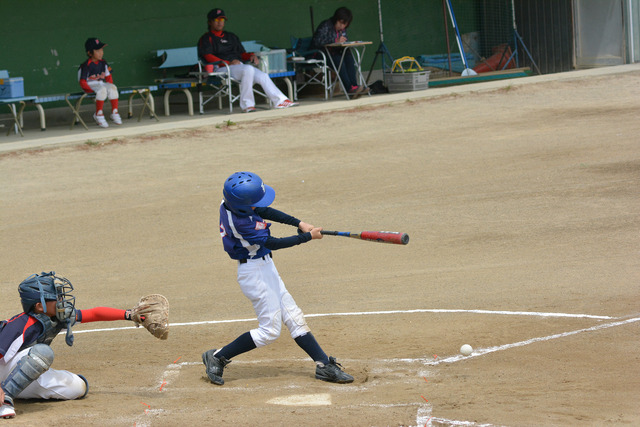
[164,90,173,116]
[34,104,46,131]
[284,77,293,102]
[164,89,193,116]
[146,93,158,121]
[184,89,194,116]
[128,93,135,119]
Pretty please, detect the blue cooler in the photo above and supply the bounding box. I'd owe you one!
[0,70,25,98]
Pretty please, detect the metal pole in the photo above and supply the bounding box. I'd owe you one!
[310,6,315,35]
[511,0,519,67]
[511,0,542,74]
[442,0,453,76]
[628,0,635,62]
[377,0,385,43]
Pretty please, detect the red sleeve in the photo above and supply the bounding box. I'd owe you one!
[77,307,127,323]
[79,79,93,93]
[241,52,253,61]
[203,53,226,64]
[105,74,114,84]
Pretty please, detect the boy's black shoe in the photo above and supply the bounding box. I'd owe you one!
[315,356,354,383]
[202,349,230,385]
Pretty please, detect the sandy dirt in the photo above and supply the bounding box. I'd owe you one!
[1,71,639,426]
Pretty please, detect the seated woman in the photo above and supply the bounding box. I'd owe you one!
[312,7,368,98]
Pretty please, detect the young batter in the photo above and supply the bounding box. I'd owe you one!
[203,171,353,385]
[0,272,142,419]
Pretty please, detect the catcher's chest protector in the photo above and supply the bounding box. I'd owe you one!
[31,313,65,347]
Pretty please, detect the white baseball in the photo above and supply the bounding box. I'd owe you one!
[460,344,473,356]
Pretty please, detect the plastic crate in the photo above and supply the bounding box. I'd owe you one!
[0,77,24,98]
[384,70,430,93]
[257,49,287,74]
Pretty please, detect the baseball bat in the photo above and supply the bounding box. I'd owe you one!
[321,230,409,245]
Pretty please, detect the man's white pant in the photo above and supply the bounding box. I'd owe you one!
[227,64,287,110]
[0,348,86,400]
[87,81,119,102]
[237,256,310,347]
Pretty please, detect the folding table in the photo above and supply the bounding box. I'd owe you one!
[324,41,372,100]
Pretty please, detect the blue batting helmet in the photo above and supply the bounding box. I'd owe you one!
[222,171,275,217]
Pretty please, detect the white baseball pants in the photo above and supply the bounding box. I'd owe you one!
[237,256,310,347]
[227,64,287,110]
[0,348,86,400]
[87,81,119,102]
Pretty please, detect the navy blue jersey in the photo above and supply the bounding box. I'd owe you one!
[78,58,111,83]
[219,202,313,260]
[198,31,246,62]
[0,313,42,361]
[220,201,272,260]
[0,309,100,361]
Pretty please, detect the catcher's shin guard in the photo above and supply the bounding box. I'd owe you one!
[1,344,54,403]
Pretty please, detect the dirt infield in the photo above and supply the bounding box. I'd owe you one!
[1,71,639,426]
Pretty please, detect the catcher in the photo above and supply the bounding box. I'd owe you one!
[0,272,168,419]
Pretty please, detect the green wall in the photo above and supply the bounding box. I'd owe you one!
[1,1,479,96]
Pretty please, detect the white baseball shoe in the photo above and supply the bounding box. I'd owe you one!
[93,113,109,128]
[0,402,16,419]
[275,99,298,109]
[110,111,123,125]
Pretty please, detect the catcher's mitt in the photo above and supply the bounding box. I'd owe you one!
[131,294,169,340]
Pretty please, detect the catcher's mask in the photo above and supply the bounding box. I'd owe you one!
[222,171,275,217]
[18,271,76,323]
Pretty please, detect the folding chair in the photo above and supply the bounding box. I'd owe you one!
[65,92,94,130]
[290,37,330,101]
[120,86,159,122]
[190,61,240,114]
[1,96,37,136]
[191,60,280,114]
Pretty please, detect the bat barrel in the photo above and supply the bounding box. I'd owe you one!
[359,231,409,245]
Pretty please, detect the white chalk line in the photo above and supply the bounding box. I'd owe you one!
[421,316,640,366]
[411,316,640,427]
[68,308,614,335]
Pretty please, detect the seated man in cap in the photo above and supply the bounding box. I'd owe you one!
[197,8,298,113]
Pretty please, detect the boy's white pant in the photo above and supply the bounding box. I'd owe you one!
[237,256,310,347]
[227,64,287,110]
[0,348,86,400]
[87,81,119,102]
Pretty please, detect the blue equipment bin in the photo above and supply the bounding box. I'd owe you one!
[0,77,25,98]
[417,53,475,73]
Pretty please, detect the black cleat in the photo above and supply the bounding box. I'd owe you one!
[315,356,354,383]
[202,349,230,385]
